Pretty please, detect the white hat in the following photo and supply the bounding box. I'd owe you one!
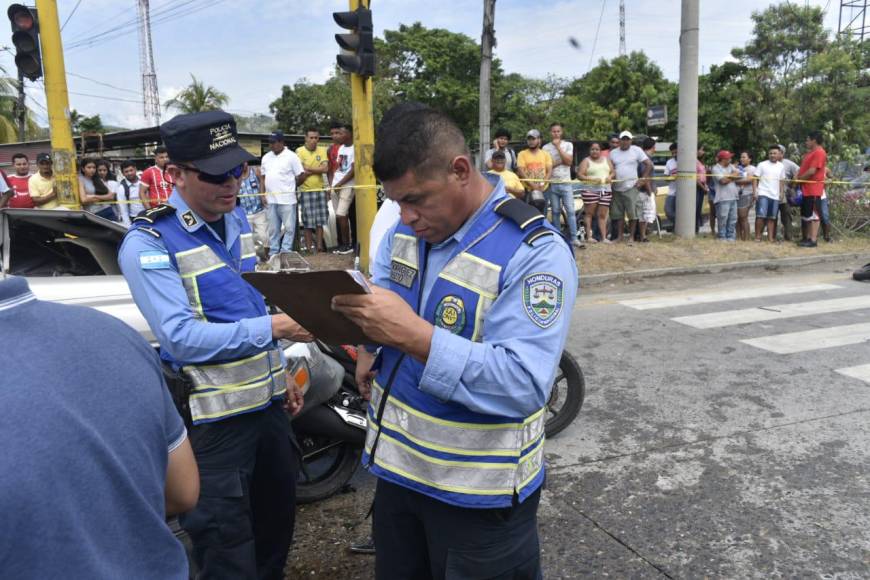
[619,130,633,140]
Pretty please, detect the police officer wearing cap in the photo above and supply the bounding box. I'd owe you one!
[332,106,578,578]
[119,111,312,579]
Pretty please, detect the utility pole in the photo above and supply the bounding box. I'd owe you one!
[35,0,79,208]
[675,0,699,238]
[479,0,496,170]
[137,0,160,126]
[619,0,626,56]
[15,71,25,141]
[344,0,376,273]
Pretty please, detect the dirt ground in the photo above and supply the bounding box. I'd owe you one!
[302,235,870,278]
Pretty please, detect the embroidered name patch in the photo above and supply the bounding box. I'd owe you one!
[390,260,417,288]
[139,251,171,269]
[522,272,564,328]
[435,295,466,334]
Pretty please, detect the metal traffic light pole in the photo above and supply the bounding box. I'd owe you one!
[334,0,377,273]
[34,0,78,208]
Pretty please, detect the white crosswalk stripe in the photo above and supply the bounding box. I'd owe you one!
[740,323,870,354]
[672,295,870,329]
[619,283,840,310]
[836,364,870,384]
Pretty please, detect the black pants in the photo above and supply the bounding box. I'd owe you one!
[695,186,706,233]
[179,403,299,580]
[780,202,795,240]
[373,479,543,580]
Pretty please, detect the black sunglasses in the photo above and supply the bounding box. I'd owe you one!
[174,163,245,184]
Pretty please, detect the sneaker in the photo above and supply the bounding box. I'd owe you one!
[349,537,376,555]
[572,239,585,249]
[336,244,354,255]
[798,239,818,248]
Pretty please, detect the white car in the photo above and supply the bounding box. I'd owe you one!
[0,207,154,342]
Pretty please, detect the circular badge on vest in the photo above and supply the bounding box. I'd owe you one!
[435,295,466,334]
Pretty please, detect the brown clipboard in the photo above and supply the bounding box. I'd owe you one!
[243,270,371,345]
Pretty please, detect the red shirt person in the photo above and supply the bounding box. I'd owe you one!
[6,153,35,209]
[139,146,175,209]
[796,130,828,246]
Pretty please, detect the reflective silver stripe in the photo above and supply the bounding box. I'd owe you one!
[439,252,501,299]
[189,369,286,422]
[471,295,493,342]
[368,432,517,495]
[391,233,418,268]
[181,277,204,320]
[516,438,545,490]
[175,245,224,277]
[240,233,255,258]
[184,349,283,389]
[369,382,545,456]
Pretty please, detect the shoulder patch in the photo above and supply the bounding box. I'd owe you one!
[139,250,171,269]
[181,210,198,228]
[494,197,546,230]
[133,203,176,224]
[522,272,564,329]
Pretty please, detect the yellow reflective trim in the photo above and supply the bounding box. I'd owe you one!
[520,435,544,458]
[175,245,209,258]
[391,256,417,269]
[181,262,225,279]
[438,272,498,300]
[378,418,520,458]
[459,252,502,273]
[189,373,279,399]
[188,350,270,371]
[377,432,516,470]
[517,463,544,491]
[191,277,204,319]
[372,457,511,496]
[241,253,256,260]
[372,380,541,431]
[189,364,285,391]
[394,233,416,242]
[471,297,486,342]
[193,397,278,421]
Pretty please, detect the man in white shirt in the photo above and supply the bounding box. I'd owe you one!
[330,124,356,255]
[609,130,652,244]
[117,160,146,227]
[260,131,305,256]
[543,122,581,247]
[753,145,786,242]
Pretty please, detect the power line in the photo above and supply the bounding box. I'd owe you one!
[587,0,608,73]
[61,0,84,32]
[68,71,142,96]
[66,0,219,52]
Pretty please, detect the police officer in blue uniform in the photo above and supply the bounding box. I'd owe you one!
[333,106,578,579]
[119,111,312,579]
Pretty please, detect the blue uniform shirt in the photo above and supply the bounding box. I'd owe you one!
[119,190,274,365]
[372,182,579,418]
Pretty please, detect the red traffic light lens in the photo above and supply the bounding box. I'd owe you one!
[14,12,33,30]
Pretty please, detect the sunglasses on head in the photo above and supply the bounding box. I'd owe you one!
[174,163,245,184]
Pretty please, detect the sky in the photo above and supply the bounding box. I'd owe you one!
[2,0,848,131]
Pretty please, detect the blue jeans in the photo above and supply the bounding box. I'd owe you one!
[716,199,737,240]
[820,197,830,224]
[546,183,578,240]
[665,195,676,223]
[268,202,297,254]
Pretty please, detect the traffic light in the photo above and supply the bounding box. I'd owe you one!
[7,4,42,81]
[333,7,374,77]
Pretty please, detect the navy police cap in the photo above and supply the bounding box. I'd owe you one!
[160,110,255,175]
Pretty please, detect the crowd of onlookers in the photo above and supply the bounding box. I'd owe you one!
[1,124,860,253]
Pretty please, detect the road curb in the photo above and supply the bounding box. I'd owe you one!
[580,252,870,286]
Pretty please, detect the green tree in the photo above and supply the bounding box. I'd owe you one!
[77,113,104,134]
[0,76,40,143]
[376,22,500,139]
[565,52,678,140]
[165,74,229,114]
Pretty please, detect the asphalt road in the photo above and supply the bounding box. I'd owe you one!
[288,258,870,579]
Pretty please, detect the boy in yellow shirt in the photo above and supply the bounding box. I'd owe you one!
[487,151,525,198]
[295,128,329,253]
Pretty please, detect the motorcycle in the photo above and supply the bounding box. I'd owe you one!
[286,341,585,503]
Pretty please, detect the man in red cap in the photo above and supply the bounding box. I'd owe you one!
[711,150,740,241]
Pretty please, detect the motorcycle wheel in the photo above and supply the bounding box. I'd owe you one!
[544,351,585,438]
[296,438,363,504]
